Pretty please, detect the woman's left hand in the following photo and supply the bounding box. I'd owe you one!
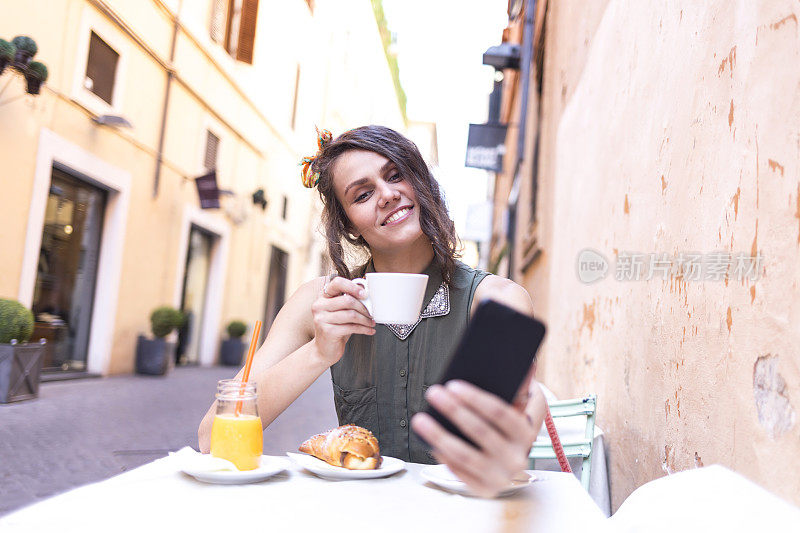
[410,379,538,498]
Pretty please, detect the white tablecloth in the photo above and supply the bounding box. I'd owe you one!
[0,454,607,532]
[609,465,800,532]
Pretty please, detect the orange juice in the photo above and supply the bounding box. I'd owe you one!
[210,413,263,471]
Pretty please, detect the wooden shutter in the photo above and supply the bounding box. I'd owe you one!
[85,31,119,105]
[204,131,220,170]
[209,0,227,43]
[235,0,259,64]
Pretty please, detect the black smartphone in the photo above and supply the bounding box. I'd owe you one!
[418,299,546,448]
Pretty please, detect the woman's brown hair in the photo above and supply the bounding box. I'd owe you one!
[312,125,459,282]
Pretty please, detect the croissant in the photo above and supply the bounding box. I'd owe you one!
[299,424,382,470]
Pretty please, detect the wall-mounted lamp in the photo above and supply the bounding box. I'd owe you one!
[482,43,521,71]
[252,188,267,210]
[93,114,134,128]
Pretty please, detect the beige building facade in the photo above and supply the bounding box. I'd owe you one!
[491,0,800,510]
[1,0,403,376]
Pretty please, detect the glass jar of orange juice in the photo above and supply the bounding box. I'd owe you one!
[210,379,263,471]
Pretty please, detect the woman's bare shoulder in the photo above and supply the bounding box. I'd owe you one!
[285,276,326,309]
[292,276,327,301]
[471,275,534,317]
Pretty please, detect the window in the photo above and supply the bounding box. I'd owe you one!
[209,0,260,64]
[281,195,288,220]
[204,131,220,171]
[84,31,119,105]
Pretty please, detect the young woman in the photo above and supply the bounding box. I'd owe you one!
[198,125,546,497]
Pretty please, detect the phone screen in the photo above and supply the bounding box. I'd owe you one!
[418,299,546,448]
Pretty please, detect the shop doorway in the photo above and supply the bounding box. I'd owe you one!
[175,225,214,365]
[32,167,107,375]
[260,246,289,344]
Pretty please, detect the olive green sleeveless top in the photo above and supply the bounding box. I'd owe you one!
[330,260,489,464]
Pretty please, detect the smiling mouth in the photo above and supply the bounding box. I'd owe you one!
[381,206,413,226]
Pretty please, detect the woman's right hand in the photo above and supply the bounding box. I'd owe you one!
[310,276,376,366]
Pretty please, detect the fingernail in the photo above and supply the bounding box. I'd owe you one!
[446,380,468,393]
[359,289,367,298]
[411,412,431,430]
[426,384,443,400]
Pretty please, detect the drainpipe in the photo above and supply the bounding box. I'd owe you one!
[506,0,535,279]
[153,1,182,198]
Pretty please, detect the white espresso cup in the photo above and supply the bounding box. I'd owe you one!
[352,273,429,325]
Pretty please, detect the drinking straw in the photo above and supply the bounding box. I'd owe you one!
[235,320,262,417]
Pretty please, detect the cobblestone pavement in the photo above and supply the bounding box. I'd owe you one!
[0,366,338,516]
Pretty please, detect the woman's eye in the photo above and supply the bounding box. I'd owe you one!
[355,191,371,203]
[388,173,401,182]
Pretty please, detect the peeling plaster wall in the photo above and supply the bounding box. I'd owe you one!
[530,0,800,510]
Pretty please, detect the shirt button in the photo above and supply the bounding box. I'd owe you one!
[399,369,406,377]
[400,419,407,428]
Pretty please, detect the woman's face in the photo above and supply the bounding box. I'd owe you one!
[331,149,424,253]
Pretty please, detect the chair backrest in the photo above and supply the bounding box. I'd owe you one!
[529,394,597,492]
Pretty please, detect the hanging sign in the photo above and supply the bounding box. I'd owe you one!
[194,171,220,209]
[465,123,508,172]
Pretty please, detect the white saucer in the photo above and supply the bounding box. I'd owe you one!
[182,456,290,484]
[420,464,535,497]
[287,452,406,480]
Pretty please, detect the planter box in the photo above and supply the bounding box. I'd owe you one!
[135,336,174,376]
[220,338,245,366]
[0,340,46,403]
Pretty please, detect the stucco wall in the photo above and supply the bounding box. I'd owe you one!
[528,0,800,510]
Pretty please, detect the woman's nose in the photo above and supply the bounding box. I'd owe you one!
[376,182,400,208]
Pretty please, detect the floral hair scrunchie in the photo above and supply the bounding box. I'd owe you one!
[300,127,333,188]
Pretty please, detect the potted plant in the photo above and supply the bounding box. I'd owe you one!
[0,299,46,403]
[135,306,184,376]
[0,39,15,76]
[11,35,37,67]
[25,61,47,95]
[220,320,247,366]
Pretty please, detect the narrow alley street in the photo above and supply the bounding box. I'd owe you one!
[0,366,338,516]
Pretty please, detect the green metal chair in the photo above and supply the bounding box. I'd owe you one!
[528,394,597,492]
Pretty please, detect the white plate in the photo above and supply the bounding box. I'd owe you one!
[182,456,290,484]
[287,452,406,480]
[420,464,535,497]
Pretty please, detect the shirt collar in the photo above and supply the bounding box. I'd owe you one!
[365,258,450,340]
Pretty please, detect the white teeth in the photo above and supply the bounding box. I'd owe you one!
[385,208,410,224]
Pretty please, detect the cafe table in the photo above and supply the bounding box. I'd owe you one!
[0,452,608,532]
